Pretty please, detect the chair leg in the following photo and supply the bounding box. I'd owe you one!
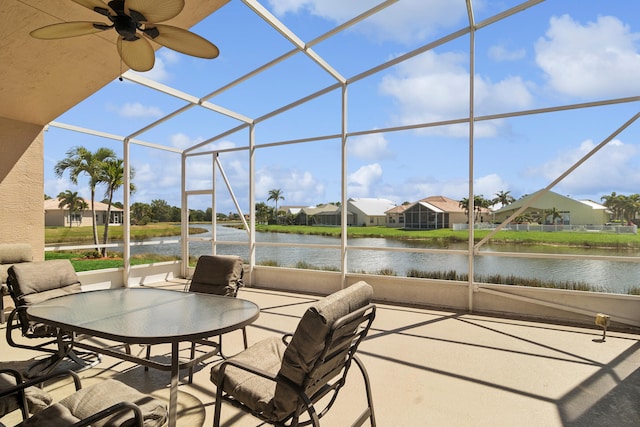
[188,342,196,384]
[0,292,5,324]
[218,328,248,360]
[144,345,151,372]
[353,355,376,427]
[213,369,226,427]
[242,327,248,349]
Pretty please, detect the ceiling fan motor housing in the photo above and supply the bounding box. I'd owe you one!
[31,0,219,72]
[114,15,139,40]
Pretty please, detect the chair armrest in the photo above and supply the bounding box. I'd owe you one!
[217,358,278,383]
[0,367,24,384]
[0,370,82,400]
[6,305,25,332]
[72,401,144,427]
[216,358,305,398]
[281,333,293,346]
[0,367,26,401]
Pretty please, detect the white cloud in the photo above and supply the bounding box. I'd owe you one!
[535,14,640,98]
[349,133,393,161]
[117,102,163,118]
[170,133,196,150]
[268,0,384,21]
[348,163,383,197]
[474,174,511,200]
[282,171,325,203]
[255,172,277,201]
[132,163,155,185]
[129,154,184,207]
[44,177,80,200]
[268,0,470,44]
[488,45,526,62]
[255,167,325,205]
[526,139,640,197]
[379,51,534,137]
[369,172,510,206]
[134,50,178,82]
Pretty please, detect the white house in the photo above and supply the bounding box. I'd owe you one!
[45,198,123,227]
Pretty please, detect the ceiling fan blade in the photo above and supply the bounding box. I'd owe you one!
[72,0,115,17]
[125,0,184,23]
[30,22,110,39]
[117,36,155,71]
[144,24,219,59]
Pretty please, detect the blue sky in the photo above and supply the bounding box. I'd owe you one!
[43,0,640,214]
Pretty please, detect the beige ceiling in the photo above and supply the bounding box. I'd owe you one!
[1,0,228,126]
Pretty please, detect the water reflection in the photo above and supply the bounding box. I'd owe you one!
[129,225,640,294]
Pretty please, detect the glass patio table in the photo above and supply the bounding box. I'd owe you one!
[26,287,260,427]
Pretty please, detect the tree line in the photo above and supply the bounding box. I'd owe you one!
[51,146,636,256]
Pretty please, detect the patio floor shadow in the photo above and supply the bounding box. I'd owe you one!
[1,283,639,426]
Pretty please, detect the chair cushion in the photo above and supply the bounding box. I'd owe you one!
[189,255,243,297]
[272,281,373,420]
[0,243,32,284]
[0,370,52,417]
[19,403,79,427]
[211,336,286,418]
[8,260,81,306]
[211,281,374,422]
[21,379,167,427]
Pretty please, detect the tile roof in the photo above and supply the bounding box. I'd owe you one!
[44,198,124,212]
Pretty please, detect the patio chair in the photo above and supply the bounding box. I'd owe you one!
[5,259,100,378]
[145,254,247,382]
[0,369,167,427]
[0,243,33,324]
[210,280,377,427]
[0,364,52,423]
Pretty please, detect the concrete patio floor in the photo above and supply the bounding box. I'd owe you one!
[1,282,639,426]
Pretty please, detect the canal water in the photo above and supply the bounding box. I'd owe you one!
[129,225,640,294]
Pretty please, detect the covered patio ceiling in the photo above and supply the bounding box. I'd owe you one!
[1,0,228,126]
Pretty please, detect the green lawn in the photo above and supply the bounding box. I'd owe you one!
[45,223,207,244]
[45,251,180,272]
[45,223,199,271]
[256,225,640,249]
[47,222,639,249]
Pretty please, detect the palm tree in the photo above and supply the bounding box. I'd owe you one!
[493,190,515,208]
[131,202,152,225]
[54,146,116,252]
[99,158,135,256]
[458,197,470,222]
[459,195,491,223]
[57,190,88,228]
[625,194,640,224]
[150,199,172,222]
[544,207,563,225]
[255,202,272,224]
[267,189,285,221]
[474,195,492,223]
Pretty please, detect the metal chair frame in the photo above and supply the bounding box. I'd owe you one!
[0,367,29,421]
[0,370,146,427]
[145,255,248,383]
[213,304,377,427]
[4,262,102,378]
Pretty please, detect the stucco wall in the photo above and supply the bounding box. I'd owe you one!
[0,118,45,260]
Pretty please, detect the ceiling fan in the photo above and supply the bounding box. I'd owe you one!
[30,0,219,72]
